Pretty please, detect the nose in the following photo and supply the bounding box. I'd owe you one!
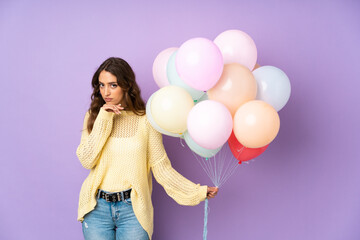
[104,86,111,96]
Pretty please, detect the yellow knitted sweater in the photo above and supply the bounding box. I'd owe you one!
[76,108,208,239]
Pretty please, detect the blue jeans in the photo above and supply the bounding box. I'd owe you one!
[82,191,149,240]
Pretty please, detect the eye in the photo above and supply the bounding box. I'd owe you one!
[111,84,118,88]
[99,83,104,88]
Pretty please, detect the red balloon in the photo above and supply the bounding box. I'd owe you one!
[228,131,269,163]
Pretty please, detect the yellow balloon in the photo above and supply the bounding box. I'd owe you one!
[151,86,194,134]
[233,100,280,148]
[208,63,257,116]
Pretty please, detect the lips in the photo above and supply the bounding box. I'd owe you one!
[105,98,112,102]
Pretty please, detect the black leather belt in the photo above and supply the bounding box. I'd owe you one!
[97,189,131,202]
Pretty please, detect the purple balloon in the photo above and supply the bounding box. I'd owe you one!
[187,100,233,149]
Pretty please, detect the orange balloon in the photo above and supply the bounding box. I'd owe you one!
[208,63,257,116]
[233,100,280,148]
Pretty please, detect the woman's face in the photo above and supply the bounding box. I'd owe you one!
[99,70,126,106]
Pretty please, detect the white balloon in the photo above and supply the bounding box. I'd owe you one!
[187,100,233,149]
[214,29,257,70]
[253,66,291,111]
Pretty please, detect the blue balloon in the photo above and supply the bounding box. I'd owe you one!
[253,66,291,111]
[167,51,205,102]
[146,93,183,138]
[184,131,221,158]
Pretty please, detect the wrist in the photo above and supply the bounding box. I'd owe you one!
[99,107,115,120]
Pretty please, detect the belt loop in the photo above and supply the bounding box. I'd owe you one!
[97,189,101,199]
[121,191,124,201]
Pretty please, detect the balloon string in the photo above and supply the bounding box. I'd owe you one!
[179,137,185,147]
[203,198,209,240]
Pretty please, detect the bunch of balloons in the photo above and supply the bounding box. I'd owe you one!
[148,29,291,163]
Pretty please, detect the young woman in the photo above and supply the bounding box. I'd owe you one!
[76,57,218,240]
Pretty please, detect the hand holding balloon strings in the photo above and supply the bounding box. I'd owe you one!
[207,186,219,199]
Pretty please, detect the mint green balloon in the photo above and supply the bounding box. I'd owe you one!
[167,51,205,102]
[184,131,221,158]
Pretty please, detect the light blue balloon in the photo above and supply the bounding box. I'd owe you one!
[184,131,221,158]
[253,66,291,111]
[167,51,205,102]
[146,93,183,138]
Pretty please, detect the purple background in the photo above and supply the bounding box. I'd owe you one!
[1,0,359,239]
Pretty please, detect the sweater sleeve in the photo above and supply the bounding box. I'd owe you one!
[147,120,208,206]
[76,108,115,169]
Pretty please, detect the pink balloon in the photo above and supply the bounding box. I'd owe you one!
[187,100,233,149]
[214,30,257,70]
[176,38,223,91]
[152,47,178,88]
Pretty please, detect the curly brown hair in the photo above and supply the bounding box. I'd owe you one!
[86,57,145,133]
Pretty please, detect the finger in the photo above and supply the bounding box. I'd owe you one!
[113,106,121,114]
[103,106,114,112]
[116,104,124,110]
[103,105,113,110]
[115,105,122,114]
[112,106,118,114]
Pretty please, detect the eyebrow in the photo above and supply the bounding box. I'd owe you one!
[99,81,118,84]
